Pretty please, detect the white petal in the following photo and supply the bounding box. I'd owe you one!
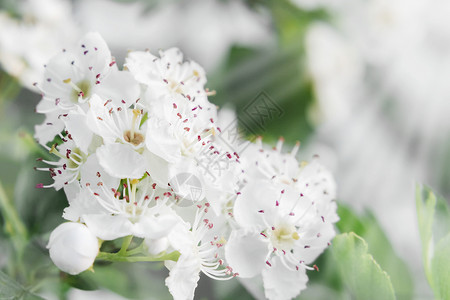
[76,32,111,76]
[96,70,140,106]
[80,154,120,190]
[167,222,194,253]
[134,213,180,239]
[262,256,308,300]
[34,113,65,145]
[145,237,169,255]
[293,220,335,264]
[145,117,181,163]
[125,51,158,85]
[143,150,170,187]
[63,188,105,222]
[225,229,268,278]
[295,159,338,220]
[165,252,201,300]
[63,109,93,154]
[234,180,278,229]
[86,94,119,143]
[63,182,81,203]
[96,144,146,179]
[83,214,132,240]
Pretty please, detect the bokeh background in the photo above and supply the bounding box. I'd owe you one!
[1,0,449,299]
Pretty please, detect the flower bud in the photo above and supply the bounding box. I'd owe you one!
[47,222,99,275]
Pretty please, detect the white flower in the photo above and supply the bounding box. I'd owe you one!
[80,178,180,241]
[226,182,335,300]
[31,30,341,300]
[164,204,233,300]
[86,94,146,149]
[34,32,139,145]
[35,140,87,190]
[126,48,217,130]
[126,48,208,104]
[35,139,118,191]
[47,222,99,275]
[143,105,218,188]
[225,139,338,300]
[85,94,149,180]
[241,138,338,223]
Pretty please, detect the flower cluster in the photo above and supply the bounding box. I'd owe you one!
[34,32,338,300]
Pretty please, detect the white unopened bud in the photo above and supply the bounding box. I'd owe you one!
[47,222,99,275]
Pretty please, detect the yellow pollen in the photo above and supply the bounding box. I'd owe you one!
[217,237,227,245]
[131,179,139,185]
[132,109,141,118]
[63,78,71,83]
[193,70,200,77]
[292,232,300,240]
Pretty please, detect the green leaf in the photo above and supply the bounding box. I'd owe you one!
[416,185,437,280]
[336,204,413,299]
[210,45,314,145]
[0,270,44,300]
[416,185,450,298]
[430,233,450,300]
[269,0,328,46]
[79,263,171,299]
[332,233,396,300]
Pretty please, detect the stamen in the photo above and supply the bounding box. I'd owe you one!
[130,109,141,140]
[49,144,65,159]
[276,137,284,152]
[63,78,82,93]
[291,141,300,156]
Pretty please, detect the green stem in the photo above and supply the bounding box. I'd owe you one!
[118,235,133,255]
[96,250,180,263]
[125,242,145,256]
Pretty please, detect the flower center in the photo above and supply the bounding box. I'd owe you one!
[64,78,91,103]
[168,80,183,94]
[269,222,299,251]
[67,148,85,169]
[49,144,85,169]
[123,130,145,146]
[123,109,145,146]
[123,179,143,222]
[166,70,201,95]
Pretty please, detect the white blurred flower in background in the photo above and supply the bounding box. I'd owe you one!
[0,0,273,91]
[75,0,274,71]
[302,0,450,294]
[0,0,80,89]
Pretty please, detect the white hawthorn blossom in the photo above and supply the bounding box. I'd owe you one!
[225,139,338,300]
[35,32,338,299]
[34,32,139,145]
